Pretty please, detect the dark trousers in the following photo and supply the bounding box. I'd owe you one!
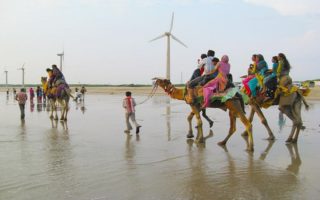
[188,72,218,88]
[19,104,25,119]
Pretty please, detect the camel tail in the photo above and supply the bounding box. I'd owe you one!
[65,88,75,100]
[302,96,309,111]
[298,91,309,111]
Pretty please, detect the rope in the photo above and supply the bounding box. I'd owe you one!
[136,84,158,105]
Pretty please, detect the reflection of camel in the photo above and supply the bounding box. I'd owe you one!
[259,139,275,161]
[286,144,301,175]
[243,88,309,143]
[278,111,286,132]
[187,130,214,148]
[154,78,254,151]
[50,118,69,131]
[41,77,70,121]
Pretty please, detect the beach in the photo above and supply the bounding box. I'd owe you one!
[2,86,320,100]
[82,86,320,100]
[1,92,320,199]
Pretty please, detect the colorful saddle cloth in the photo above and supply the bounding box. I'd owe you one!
[197,87,249,105]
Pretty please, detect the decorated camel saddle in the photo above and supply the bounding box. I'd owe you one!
[188,74,249,109]
[41,77,71,99]
[250,75,310,108]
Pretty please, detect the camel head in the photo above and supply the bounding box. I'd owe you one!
[152,77,185,100]
[152,77,173,94]
[41,76,47,84]
[41,76,49,94]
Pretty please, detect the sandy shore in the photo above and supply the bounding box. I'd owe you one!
[78,86,320,100]
[1,86,320,100]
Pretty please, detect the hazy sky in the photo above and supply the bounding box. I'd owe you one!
[1,0,319,85]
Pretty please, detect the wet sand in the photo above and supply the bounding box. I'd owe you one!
[2,86,320,99]
[1,92,320,199]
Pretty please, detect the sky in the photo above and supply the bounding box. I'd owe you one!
[0,0,320,85]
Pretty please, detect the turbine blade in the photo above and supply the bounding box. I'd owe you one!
[171,34,187,48]
[149,33,166,42]
[169,12,174,33]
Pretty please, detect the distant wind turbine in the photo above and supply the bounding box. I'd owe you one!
[57,50,64,72]
[17,63,25,88]
[4,69,8,88]
[149,12,187,80]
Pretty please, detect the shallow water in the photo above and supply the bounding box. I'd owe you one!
[1,92,320,200]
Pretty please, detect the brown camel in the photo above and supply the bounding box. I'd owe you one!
[242,86,309,143]
[153,78,254,151]
[41,77,71,121]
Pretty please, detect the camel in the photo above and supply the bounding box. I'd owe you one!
[153,78,254,151]
[242,84,309,144]
[41,77,71,121]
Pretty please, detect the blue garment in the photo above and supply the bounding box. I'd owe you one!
[248,77,258,97]
[257,60,268,76]
[264,63,278,84]
[249,60,268,97]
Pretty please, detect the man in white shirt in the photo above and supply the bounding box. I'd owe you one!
[186,50,215,104]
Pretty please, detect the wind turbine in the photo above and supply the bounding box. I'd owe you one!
[149,12,187,80]
[57,51,64,72]
[17,63,25,88]
[4,69,8,88]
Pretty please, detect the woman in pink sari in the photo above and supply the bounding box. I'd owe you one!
[202,55,231,108]
[242,54,258,95]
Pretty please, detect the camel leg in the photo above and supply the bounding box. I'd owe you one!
[193,107,204,143]
[218,110,236,146]
[292,101,302,143]
[64,102,69,121]
[187,111,195,138]
[253,104,275,140]
[49,103,54,119]
[52,100,58,120]
[242,106,255,136]
[60,100,66,121]
[281,106,296,143]
[201,108,214,128]
[237,106,254,151]
[240,114,254,151]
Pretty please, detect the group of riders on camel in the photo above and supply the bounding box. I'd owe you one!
[185,50,305,109]
[43,64,71,99]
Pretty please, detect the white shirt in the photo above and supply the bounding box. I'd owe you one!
[198,56,214,75]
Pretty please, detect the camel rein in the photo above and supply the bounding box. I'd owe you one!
[136,84,158,105]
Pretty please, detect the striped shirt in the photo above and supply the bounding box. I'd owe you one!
[123,97,136,113]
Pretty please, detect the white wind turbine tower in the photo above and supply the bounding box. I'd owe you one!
[150,12,187,80]
[57,51,64,72]
[17,63,25,88]
[4,69,8,88]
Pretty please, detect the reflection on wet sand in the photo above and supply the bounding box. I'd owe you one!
[75,101,86,114]
[278,111,286,132]
[215,136,304,199]
[20,119,26,135]
[259,140,275,160]
[166,103,171,141]
[185,135,208,199]
[50,119,69,132]
[186,129,214,148]
[45,120,74,199]
[125,133,135,163]
[30,102,34,112]
[286,144,302,175]
[1,93,319,199]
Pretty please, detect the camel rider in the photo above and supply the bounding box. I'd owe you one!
[51,64,70,98]
[52,64,67,86]
[46,68,54,88]
[187,50,215,104]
